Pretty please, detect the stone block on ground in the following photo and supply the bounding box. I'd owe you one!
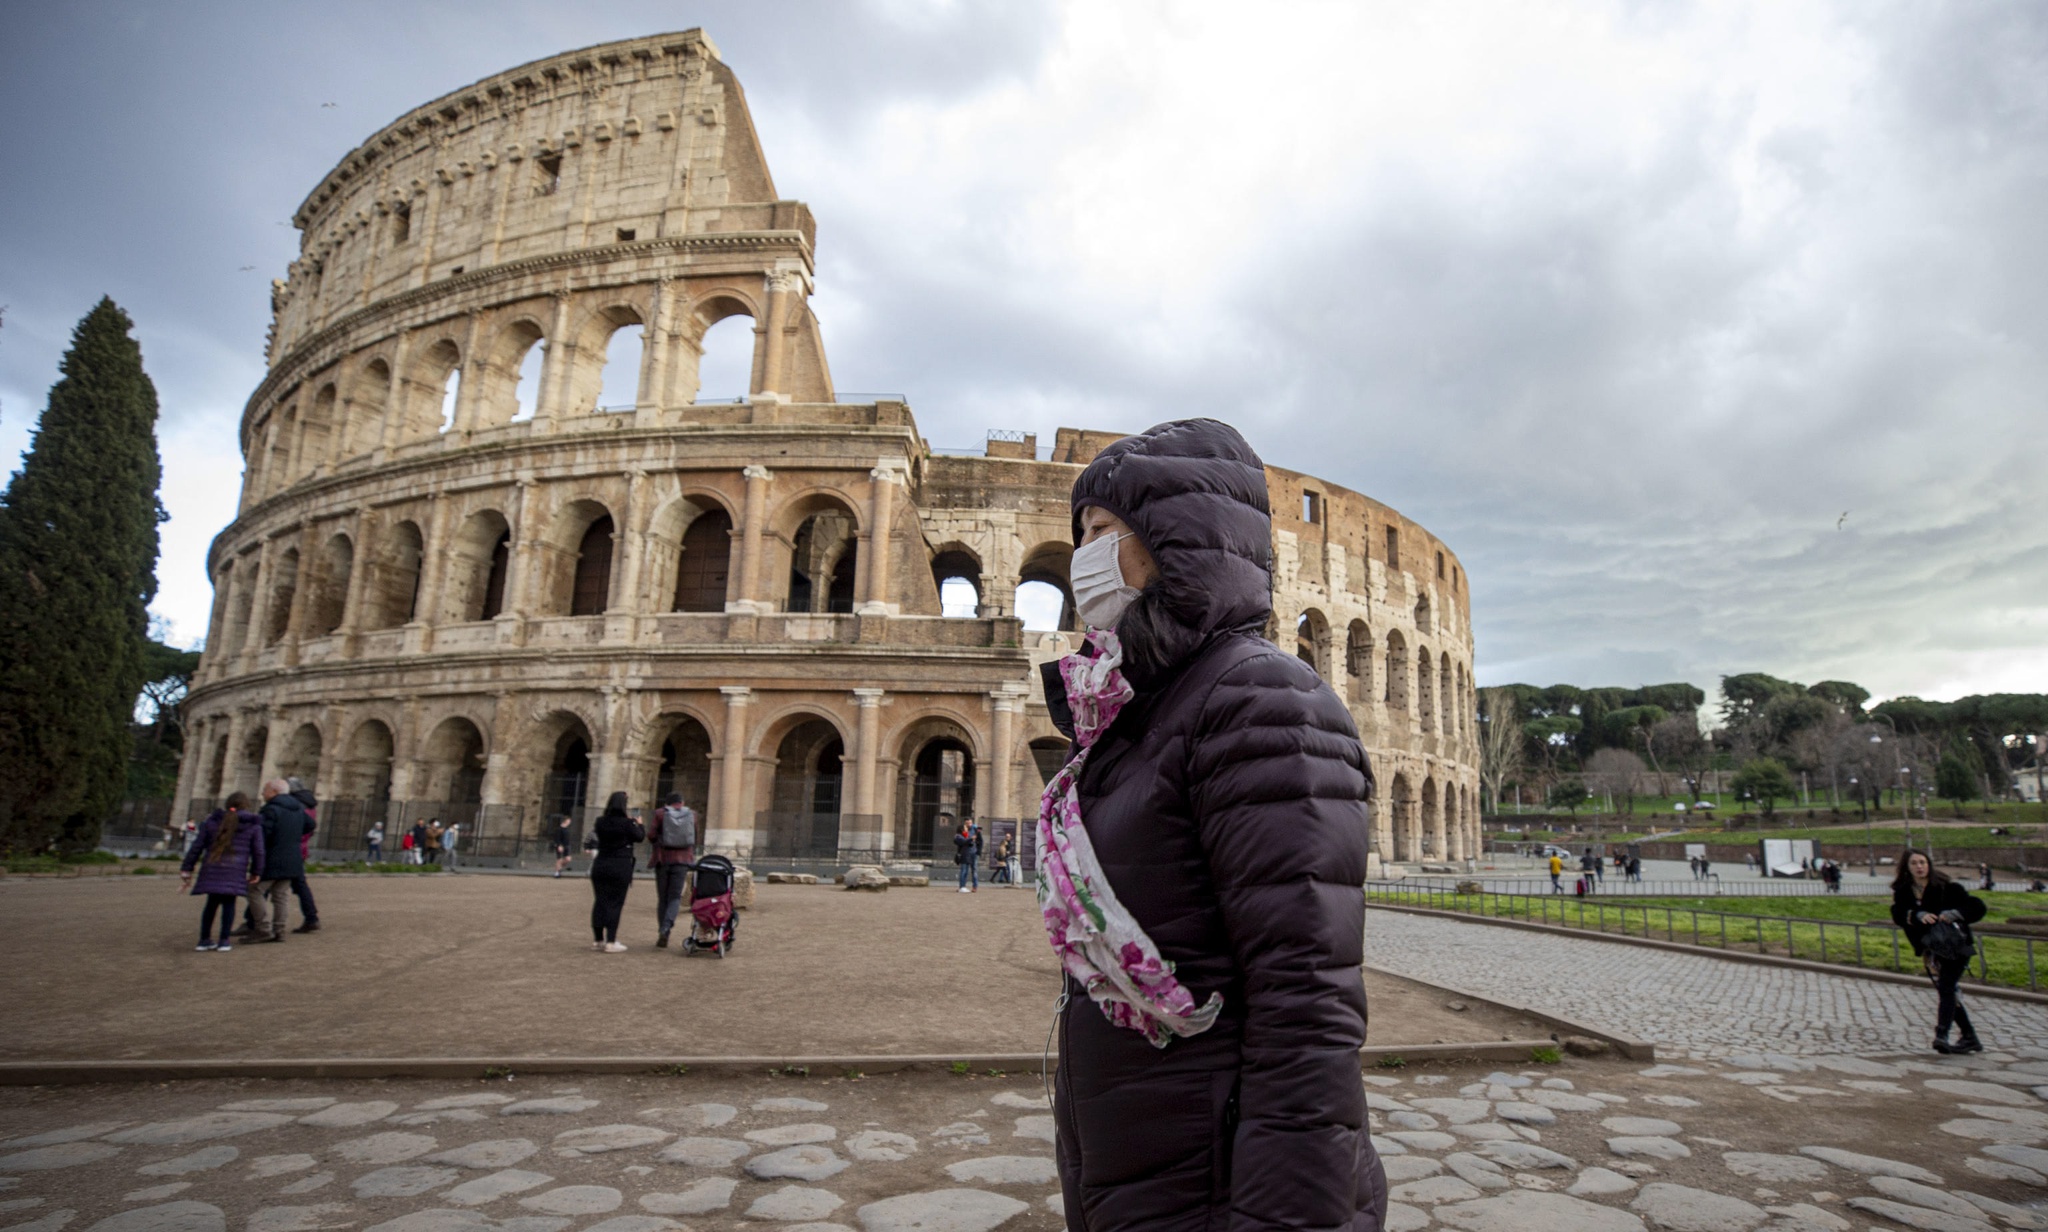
[1629,1183,1766,1232]
[731,867,755,910]
[841,865,890,891]
[766,872,818,885]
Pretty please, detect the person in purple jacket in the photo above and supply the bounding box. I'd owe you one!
[179,792,265,952]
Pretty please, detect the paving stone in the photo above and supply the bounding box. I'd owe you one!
[551,1125,669,1155]
[1796,1145,1940,1183]
[1497,1104,1556,1126]
[1811,1057,1907,1077]
[390,1112,489,1127]
[1384,1203,1429,1232]
[1386,1113,1439,1131]
[1386,1131,1457,1152]
[1724,1054,1816,1074]
[1376,1137,1408,1155]
[500,1100,599,1117]
[0,1143,121,1171]
[1843,1197,1994,1232]
[1984,1143,2048,1171]
[3,1122,131,1147]
[845,1131,919,1162]
[136,1148,237,1176]
[1607,1138,1690,1161]
[745,1185,842,1221]
[989,1093,1047,1110]
[752,1098,829,1113]
[443,1170,553,1206]
[518,1186,623,1216]
[298,1103,399,1129]
[1435,1189,1648,1232]
[1443,1153,1511,1190]
[638,1178,737,1214]
[782,1225,854,1232]
[1720,1153,1827,1183]
[1642,1095,1702,1108]
[334,1133,438,1165]
[1760,1204,1849,1232]
[1540,1078,1574,1090]
[1954,1190,2048,1229]
[109,1115,292,1146]
[221,1100,336,1113]
[1641,1067,1709,1079]
[1523,1089,1604,1112]
[943,1156,1057,1185]
[746,1145,849,1181]
[416,1096,515,1111]
[580,1219,683,1232]
[1412,1099,1493,1124]
[1,1211,76,1232]
[744,1123,836,1146]
[1927,1080,2038,1105]
[928,1123,990,1147]
[1630,1183,1766,1232]
[245,1206,356,1232]
[119,1188,186,1204]
[1566,1167,1636,1196]
[276,1174,334,1195]
[1452,1124,1520,1142]
[628,1107,730,1135]
[362,1213,569,1232]
[854,1189,1029,1232]
[1382,1156,1443,1183]
[1965,1156,2045,1186]
[1839,1080,1911,1095]
[1390,1175,1483,1204]
[1603,1117,1683,1137]
[1720,1073,1782,1086]
[1481,1072,1532,1088]
[427,1141,539,1170]
[1868,1176,1993,1221]
[653,1137,749,1168]
[1940,1118,2045,1145]
[1011,1116,1053,1143]
[352,1166,461,1198]
[81,1204,225,1232]
[1366,1093,1414,1113]
[1473,1141,1577,1170]
[1961,1103,2048,1128]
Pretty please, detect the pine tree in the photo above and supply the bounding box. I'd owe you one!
[0,299,163,852]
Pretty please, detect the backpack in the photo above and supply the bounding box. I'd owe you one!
[655,805,696,850]
[1924,917,1977,964]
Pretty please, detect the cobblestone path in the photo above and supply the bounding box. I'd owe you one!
[1365,908,2048,1060]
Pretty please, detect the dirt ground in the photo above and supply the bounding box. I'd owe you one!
[0,874,1536,1062]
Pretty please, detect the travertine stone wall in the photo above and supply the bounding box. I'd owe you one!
[175,31,1478,865]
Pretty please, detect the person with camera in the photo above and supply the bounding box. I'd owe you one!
[1891,849,1988,1054]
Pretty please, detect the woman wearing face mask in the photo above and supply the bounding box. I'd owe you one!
[1042,419,1385,1232]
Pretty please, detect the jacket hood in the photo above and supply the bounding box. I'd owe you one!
[1070,418,1272,687]
[291,787,318,810]
[263,793,308,819]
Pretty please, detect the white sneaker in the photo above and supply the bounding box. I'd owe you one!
[195,942,216,951]
[591,941,607,951]
[603,941,628,953]
[958,887,971,893]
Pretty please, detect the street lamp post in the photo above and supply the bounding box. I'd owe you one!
[1852,775,1874,875]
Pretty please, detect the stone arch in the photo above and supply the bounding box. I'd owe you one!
[297,382,337,474]
[536,498,616,617]
[278,722,323,790]
[1416,646,1437,732]
[364,520,424,629]
[1414,593,1433,633]
[267,405,298,495]
[402,336,463,440]
[564,302,646,414]
[231,724,269,798]
[1388,771,1416,863]
[474,316,547,430]
[1296,608,1332,678]
[1441,657,1456,740]
[308,532,353,637]
[342,357,392,459]
[1345,619,1374,705]
[263,546,300,646]
[443,508,513,623]
[645,492,738,614]
[1018,540,1076,632]
[755,708,850,857]
[1383,629,1409,710]
[205,729,230,799]
[680,292,760,404]
[931,545,983,618]
[339,719,395,803]
[417,716,489,804]
[1422,774,1442,858]
[772,490,861,615]
[535,710,596,819]
[224,557,258,657]
[648,712,715,813]
[896,713,981,859]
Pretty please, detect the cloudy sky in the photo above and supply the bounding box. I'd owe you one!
[3,0,2044,707]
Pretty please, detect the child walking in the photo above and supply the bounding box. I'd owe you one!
[179,792,266,951]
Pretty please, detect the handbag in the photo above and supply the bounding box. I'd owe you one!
[1924,917,1976,965]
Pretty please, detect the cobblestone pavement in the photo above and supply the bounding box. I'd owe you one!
[1365,908,2048,1060]
[3,1050,2046,1232]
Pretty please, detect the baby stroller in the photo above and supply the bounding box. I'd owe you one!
[682,854,737,958]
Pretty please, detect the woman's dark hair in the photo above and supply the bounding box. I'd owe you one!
[1890,849,1949,893]
[210,793,252,863]
[603,791,630,817]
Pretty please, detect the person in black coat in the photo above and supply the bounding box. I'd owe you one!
[587,792,645,952]
[1891,849,1988,1053]
[1043,419,1385,1232]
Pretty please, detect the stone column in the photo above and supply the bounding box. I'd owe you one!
[589,685,628,806]
[990,688,1023,820]
[980,573,1018,619]
[637,279,676,421]
[281,523,319,666]
[533,292,574,432]
[220,709,252,800]
[728,465,772,614]
[606,470,647,641]
[325,359,360,470]
[236,538,275,676]
[450,310,487,436]
[506,478,545,620]
[712,686,754,853]
[337,506,372,657]
[315,704,347,800]
[858,460,906,616]
[852,689,884,844]
[388,699,423,805]
[480,692,515,809]
[753,268,799,402]
[257,705,287,788]
[378,331,413,453]
[171,714,211,820]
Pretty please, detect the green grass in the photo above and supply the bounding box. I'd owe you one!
[1497,796,2048,829]
[1368,885,2048,992]
[304,860,446,874]
[0,850,125,874]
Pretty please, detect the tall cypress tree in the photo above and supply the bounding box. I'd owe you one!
[0,299,163,852]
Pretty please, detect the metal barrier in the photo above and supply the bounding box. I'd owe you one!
[1394,875,1891,898]
[1365,881,2042,994]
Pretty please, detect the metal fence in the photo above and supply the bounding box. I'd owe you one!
[1393,874,1892,898]
[1365,881,2042,993]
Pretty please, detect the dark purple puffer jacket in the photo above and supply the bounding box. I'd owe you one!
[1049,419,1385,1232]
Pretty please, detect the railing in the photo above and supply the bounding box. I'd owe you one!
[1394,874,1891,898]
[1364,881,2042,993]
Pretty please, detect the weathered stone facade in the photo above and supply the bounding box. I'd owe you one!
[175,31,1479,863]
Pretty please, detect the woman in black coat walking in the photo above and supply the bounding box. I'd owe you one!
[587,792,645,953]
[1890,849,1988,1053]
[1039,419,1385,1232]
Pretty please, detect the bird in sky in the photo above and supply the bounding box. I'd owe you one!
[321,102,338,108]
[1837,511,1850,530]
[238,265,255,271]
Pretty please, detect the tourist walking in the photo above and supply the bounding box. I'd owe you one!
[990,834,1014,884]
[550,814,575,878]
[587,792,644,952]
[443,820,461,871]
[179,793,264,952]
[422,819,445,868]
[953,818,980,892]
[285,778,321,932]
[367,822,384,863]
[1039,419,1385,1230]
[407,820,426,865]
[1627,854,1642,881]
[1745,851,1757,874]
[1548,851,1564,893]
[1891,849,1988,1054]
[251,779,315,942]
[1980,863,1996,891]
[649,792,697,947]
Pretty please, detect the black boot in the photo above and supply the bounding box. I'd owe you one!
[1955,1031,1983,1054]
[1932,1037,1956,1054]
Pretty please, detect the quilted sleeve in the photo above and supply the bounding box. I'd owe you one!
[1189,648,1375,1232]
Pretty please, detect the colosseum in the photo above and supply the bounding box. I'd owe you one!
[173,30,1479,869]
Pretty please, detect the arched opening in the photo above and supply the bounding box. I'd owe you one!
[538,500,615,617]
[339,720,394,803]
[1346,620,1373,705]
[654,716,714,811]
[278,723,322,790]
[545,721,594,819]
[263,548,300,646]
[414,339,462,439]
[1018,542,1077,631]
[309,534,353,637]
[206,732,230,799]
[693,311,755,402]
[419,717,487,805]
[672,509,733,612]
[900,723,977,859]
[267,407,297,494]
[596,323,645,411]
[1414,594,1433,633]
[1296,609,1330,677]
[1441,658,1456,738]
[1421,777,1442,858]
[511,337,546,422]
[1383,629,1409,710]
[344,359,392,458]
[764,718,845,857]
[477,319,547,428]
[226,561,259,656]
[1417,648,1437,732]
[366,521,424,629]
[443,509,512,623]
[1389,772,1416,862]
[299,385,336,474]
[931,547,982,619]
[571,516,615,616]
[784,507,857,615]
[235,727,268,798]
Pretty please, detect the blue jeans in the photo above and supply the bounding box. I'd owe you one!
[958,859,979,889]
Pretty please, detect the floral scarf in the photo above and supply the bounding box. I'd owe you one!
[1036,629,1223,1048]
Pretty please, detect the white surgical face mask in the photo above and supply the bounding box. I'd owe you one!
[1071,531,1142,629]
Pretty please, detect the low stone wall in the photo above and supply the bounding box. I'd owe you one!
[1629,839,2045,873]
